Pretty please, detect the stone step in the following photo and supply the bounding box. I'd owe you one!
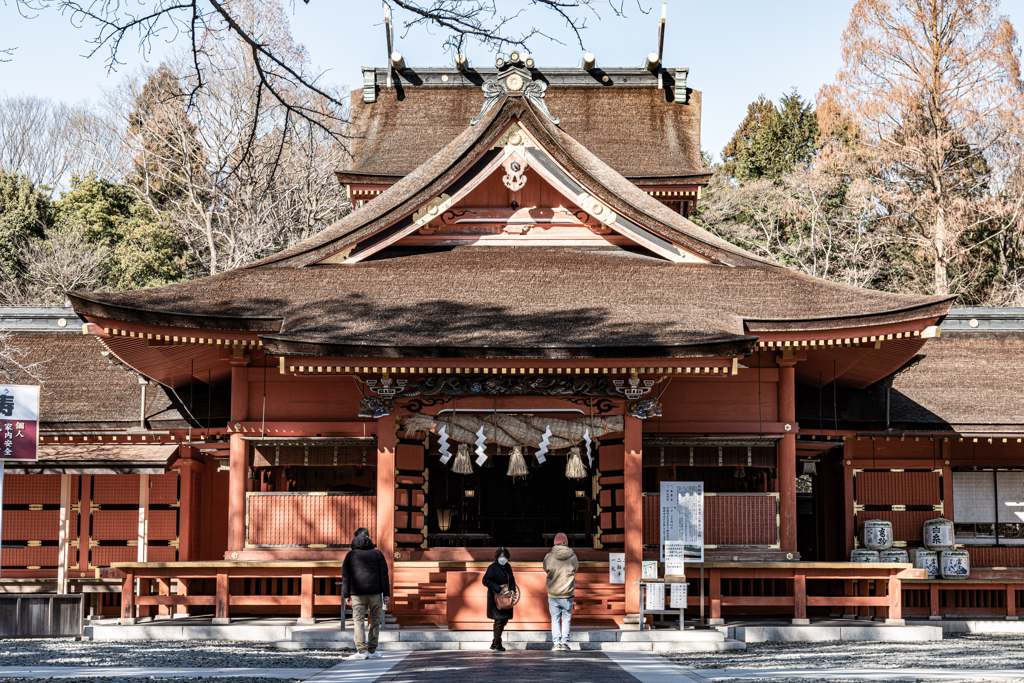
[287,627,726,643]
[271,638,746,652]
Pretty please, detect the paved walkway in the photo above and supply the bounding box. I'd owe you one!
[374,651,639,683]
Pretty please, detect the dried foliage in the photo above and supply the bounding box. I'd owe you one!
[832,0,1024,298]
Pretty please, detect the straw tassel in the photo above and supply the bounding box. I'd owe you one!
[565,446,587,479]
[452,443,474,475]
[507,446,529,477]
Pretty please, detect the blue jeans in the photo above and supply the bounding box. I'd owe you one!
[548,597,573,645]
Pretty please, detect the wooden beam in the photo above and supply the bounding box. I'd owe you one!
[376,413,397,612]
[777,359,797,554]
[228,435,246,553]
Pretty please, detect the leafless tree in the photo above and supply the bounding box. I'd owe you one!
[107,1,350,275]
[0,222,108,306]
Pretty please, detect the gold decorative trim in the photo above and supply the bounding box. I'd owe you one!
[492,123,536,150]
[575,193,617,225]
[413,193,453,224]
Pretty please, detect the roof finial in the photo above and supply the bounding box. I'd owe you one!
[470,56,558,126]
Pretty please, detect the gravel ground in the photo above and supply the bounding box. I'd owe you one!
[0,679,300,683]
[663,633,1024,681]
[0,640,350,669]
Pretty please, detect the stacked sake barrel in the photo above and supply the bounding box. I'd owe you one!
[921,517,969,579]
[850,519,894,562]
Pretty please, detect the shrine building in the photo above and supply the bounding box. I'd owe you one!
[4,55,1024,627]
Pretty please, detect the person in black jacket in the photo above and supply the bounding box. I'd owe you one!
[481,547,516,652]
[341,528,390,659]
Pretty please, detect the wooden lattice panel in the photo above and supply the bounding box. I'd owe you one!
[92,475,140,505]
[149,473,178,505]
[1,546,59,568]
[147,546,177,563]
[642,494,778,547]
[91,510,138,541]
[147,510,178,541]
[2,475,61,505]
[247,494,376,546]
[857,471,940,506]
[91,546,136,567]
[967,547,1024,568]
[706,495,777,546]
[857,510,934,542]
[1,510,60,541]
[642,495,659,546]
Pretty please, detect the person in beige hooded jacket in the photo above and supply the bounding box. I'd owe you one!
[543,532,578,651]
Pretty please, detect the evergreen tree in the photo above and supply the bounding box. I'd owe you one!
[721,91,819,181]
[54,172,192,290]
[0,171,49,279]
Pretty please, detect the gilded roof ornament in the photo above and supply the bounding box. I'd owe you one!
[471,55,559,126]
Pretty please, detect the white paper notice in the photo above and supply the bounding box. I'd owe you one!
[644,582,665,611]
[609,553,625,584]
[665,558,686,577]
[661,481,705,562]
[670,583,688,609]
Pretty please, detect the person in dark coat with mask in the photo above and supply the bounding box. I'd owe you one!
[481,547,516,651]
[341,528,390,660]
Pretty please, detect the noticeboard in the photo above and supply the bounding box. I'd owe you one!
[660,481,704,562]
[0,385,39,461]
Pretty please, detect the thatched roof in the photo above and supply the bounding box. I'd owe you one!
[339,85,707,184]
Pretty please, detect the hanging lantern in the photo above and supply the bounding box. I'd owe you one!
[566,446,587,479]
[507,446,529,477]
[436,508,454,531]
[452,443,474,474]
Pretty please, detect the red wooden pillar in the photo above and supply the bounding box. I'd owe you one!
[624,414,643,614]
[930,582,940,619]
[77,475,91,577]
[1007,584,1018,620]
[213,572,230,624]
[376,414,396,604]
[299,572,315,624]
[777,357,798,554]
[709,568,722,621]
[843,440,855,560]
[227,434,247,554]
[887,570,903,623]
[793,572,808,623]
[119,570,136,625]
[229,350,250,424]
[178,448,199,562]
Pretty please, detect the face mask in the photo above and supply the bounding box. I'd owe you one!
[498,557,508,565]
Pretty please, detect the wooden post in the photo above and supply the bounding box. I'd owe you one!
[887,570,903,623]
[858,579,871,619]
[1008,584,1018,620]
[930,582,940,619]
[157,578,171,618]
[228,434,247,553]
[941,444,954,522]
[137,577,152,619]
[299,572,314,624]
[230,349,250,423]
[176,578,190,618]
[709,568,722,623]
[624,414,643,614]
[376,414,396,600]
[214,572,230,624]
[843,579,856,619]
[777,358,798,554]
[843,440,855,560]
[119,571,136,625]
[177,453,199,562]
[793,573,808,623]
[56,474,71,594]
[78,475,91,576]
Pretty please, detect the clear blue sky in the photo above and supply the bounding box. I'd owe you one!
[3,1,1024,160]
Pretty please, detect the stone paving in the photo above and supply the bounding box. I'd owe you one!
[373,650,640,683]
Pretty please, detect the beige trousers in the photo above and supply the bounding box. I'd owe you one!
[351,594,383,654]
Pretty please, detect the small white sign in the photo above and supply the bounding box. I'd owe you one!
[670,583,688,609]
[609,553,625,584]
[665,558,686,577]
[664,540,687,560]
[644,582,665,611]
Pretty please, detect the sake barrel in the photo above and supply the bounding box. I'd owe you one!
[880,549,909,563]
[910,549,939,578]
[940,549,970,579]
[862,519,894,550]
[923,518,954,550]
[851,549,880,562]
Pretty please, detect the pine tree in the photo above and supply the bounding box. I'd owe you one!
[722,91,819,181]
